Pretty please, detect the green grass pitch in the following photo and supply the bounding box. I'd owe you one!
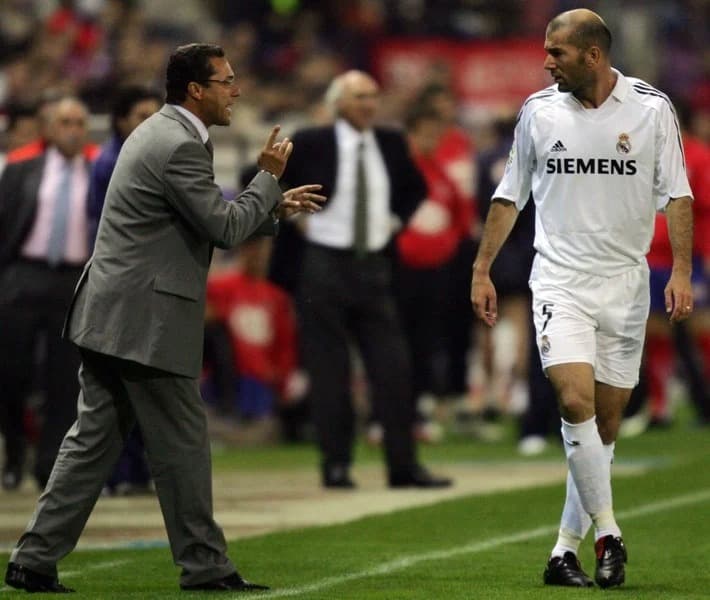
[2,408,709,598]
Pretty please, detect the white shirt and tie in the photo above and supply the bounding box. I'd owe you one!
[20,147,90,266]
[305,119,392,253]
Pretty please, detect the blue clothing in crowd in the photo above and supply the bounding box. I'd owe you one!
[87,135,123,248]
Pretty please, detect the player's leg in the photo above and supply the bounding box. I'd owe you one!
[542,361,602,588]
[529,258,599,587]
[589,262,649,588]
[591,382,631,588]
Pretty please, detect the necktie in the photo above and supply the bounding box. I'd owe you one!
[353,141,368,257]
[46,160,72,266]
[204,138,214,159]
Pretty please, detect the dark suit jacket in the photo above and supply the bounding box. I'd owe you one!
[64,104,283,378]
[281,125,425,227]
[0,154,91,270]
[270,124,426,292]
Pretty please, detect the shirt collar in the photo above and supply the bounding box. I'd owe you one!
[563,67,629,109]
[335,118,375,147]
[171,104,210,144]
[46,145,82,167]
[609,68,629,102]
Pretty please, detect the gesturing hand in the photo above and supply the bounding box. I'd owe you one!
[665,271,693,323]
[471,271,498,327]
[257,125,293,179]
[277,185,326,219]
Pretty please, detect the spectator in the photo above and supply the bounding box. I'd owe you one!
[0,96,94,491]
[88,85,162,245]
[206,238,308,435]
[627,99,710,429]
[415,82,478,402]
[4,90,99,165]
[391,105,472,442]
[0,101,40,175]
[280,69,452,489]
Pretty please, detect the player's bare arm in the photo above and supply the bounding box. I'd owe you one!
[664,195,694,323]
[471,198,519,327]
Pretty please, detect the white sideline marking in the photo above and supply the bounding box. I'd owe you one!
[256,489,710,599]
[61,559,131,578]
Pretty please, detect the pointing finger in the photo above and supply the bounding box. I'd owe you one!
[264,125,281,151]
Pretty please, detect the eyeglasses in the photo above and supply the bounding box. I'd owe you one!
[203,77,237,88]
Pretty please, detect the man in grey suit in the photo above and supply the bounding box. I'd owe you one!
[4,43,323,594]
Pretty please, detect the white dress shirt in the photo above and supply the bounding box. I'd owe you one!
[172,104,209,144]
[305,119,391,251]
[21,147,90,265]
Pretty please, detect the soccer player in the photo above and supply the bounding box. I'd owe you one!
[470,8,693,589]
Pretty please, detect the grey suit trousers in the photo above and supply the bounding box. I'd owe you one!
[10,349,234,586]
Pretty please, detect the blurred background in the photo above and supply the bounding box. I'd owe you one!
[1,0,708,187]
[0,0,708,496]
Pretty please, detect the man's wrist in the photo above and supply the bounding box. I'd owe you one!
[472,261,491,276]
[671,264,692,277]
[259,169,279,181]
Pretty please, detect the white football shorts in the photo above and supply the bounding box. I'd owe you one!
[528,254,649,388]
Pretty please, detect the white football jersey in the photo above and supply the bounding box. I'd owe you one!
[494,68,693,276]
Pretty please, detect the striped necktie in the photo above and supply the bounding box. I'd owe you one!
[353,141,368,258]
[46,160,72,266]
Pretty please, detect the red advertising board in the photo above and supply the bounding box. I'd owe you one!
[372,38,550,117]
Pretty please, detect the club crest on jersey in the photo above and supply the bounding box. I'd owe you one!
[541,335,551,356]
[616,133,631,154]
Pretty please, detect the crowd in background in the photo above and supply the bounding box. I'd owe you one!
[1,0,709,493]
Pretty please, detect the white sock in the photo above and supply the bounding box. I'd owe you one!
[550,440,617,557]
[561,418,621,540]
[595,441,620,540]
[551,470,592,557]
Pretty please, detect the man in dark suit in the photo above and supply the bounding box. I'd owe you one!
[4,43,323,594]
[281,70,452,489]
[0,96,93,492]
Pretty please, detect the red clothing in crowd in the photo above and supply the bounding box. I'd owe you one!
[6,139,100,164]
[397,152,472,268]
[206,271,298,400]
[647,134,710,268]
[434,126,477,205]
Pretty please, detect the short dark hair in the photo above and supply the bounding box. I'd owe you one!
[165,43,225,104]
[569,20,612,54]
[111,85,163,135]
[404,105,441,131]
[415,83,451,108]
[548,17,612,54]
[5,100,38,130]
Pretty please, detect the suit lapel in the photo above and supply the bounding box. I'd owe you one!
[319,127,337,197]
[159,104,204,144]
[20,155,47,234]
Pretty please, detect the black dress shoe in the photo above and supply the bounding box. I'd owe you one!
[5,562,74,593]
[388,465,453,488]
[180,572,269,591]
[322,464,356,489]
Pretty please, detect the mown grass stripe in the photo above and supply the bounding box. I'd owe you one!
[256,488,710,599]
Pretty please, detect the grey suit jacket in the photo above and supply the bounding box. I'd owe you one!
[64,104,282,378]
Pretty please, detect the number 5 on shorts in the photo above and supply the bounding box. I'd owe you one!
[542,303,554,332]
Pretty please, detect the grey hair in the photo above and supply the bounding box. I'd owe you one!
[323,73,347,117]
